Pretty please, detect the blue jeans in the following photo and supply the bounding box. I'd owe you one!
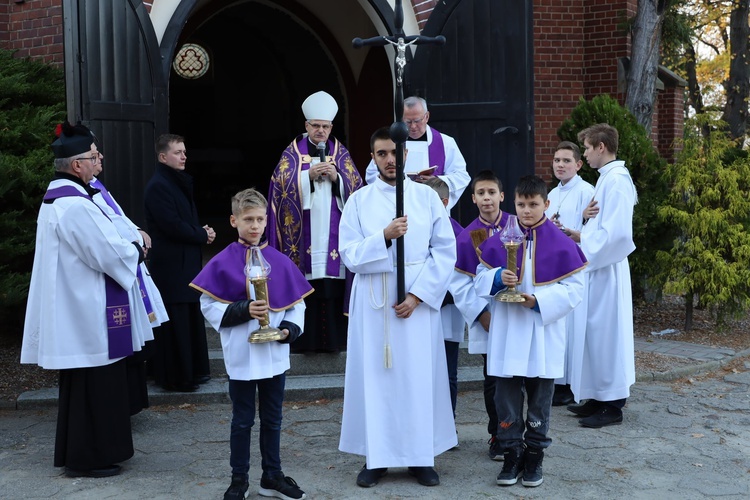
[494,376,554,450]
[228,374,286,479]
[444,340,459,416]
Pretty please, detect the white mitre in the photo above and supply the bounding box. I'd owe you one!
[302,91,338,121]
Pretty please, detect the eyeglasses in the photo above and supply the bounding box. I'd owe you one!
[306,121,332,131]
[73,153,101,164]
[404,113,427,126]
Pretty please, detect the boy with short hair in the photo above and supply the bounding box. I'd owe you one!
[452,169,507,460]
[474,175,587,488]
[545,141,595,405]
[190,188,313,500]
[566,123,637,428]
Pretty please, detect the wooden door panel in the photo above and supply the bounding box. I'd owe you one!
[408,0,534,224]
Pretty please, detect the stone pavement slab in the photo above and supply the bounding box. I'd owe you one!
[3,363,750,499]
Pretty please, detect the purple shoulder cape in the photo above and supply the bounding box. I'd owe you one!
[478,217,587,285]
[190,241,313,311]
[455,212,510,275]
[450,217,463,237]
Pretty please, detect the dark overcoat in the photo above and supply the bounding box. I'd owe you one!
[143,162,206,303]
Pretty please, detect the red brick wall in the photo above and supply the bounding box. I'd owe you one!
[532,0,587,182]
[411,0,436,31]
[0,0,64,67]
[533,0,640,178]
[657,85,685,160]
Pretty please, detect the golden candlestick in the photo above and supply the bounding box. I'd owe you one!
[246,246,283,343]
[496,241,525,302]
[495,215,526,303]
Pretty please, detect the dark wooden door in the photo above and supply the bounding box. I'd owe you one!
[407,0,534,223]
[62,0,170,225]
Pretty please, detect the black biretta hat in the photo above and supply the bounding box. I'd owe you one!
[51,121,94,159]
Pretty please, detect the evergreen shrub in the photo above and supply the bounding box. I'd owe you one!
[656,115,750,328]
[0,49,66,330]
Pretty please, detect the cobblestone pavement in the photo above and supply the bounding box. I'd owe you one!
[2,356,750,499]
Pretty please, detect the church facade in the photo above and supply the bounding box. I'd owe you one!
[0,0,684,231]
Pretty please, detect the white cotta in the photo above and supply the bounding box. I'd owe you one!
[474,241,584,379]
[21,179,147,369]
[199,293,305,381]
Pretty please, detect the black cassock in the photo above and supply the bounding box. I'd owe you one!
[54,358,134,469]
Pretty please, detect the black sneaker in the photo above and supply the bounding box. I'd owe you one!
[496,447,524,486]
[521,447,544,487]
[259,474,306,500]
[407,466,440,486]
[223,474,249,500]
[488,435,504,461]
[356,465,388,487]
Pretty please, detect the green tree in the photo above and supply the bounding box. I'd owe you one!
[0,49,66,330]
[557,94,673,300]
[656,115,750,330]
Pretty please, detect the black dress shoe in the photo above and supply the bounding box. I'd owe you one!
[579,406,623,428]
[194,375,211,384]
[566,399,603,417]
[162,382,199,392]
[65,464,121,478]
[356,465,388,487]
[408,466,440,486]
[552,385,575,406]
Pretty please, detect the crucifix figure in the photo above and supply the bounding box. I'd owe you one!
[353,0,445,302]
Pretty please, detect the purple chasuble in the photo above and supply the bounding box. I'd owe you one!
[455,212,510,275]
[43,185,134,359]
[477,217,587,285]
[427,128,446,175]
[267,135,362,276]
[190,241,313,310]
[91,178,156,321]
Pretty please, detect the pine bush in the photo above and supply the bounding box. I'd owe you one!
[0,49,66,330]
[656,115,750,328]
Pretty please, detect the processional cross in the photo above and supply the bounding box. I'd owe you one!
[353,0,445,302]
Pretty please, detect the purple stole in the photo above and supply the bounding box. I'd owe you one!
[267,135,362,276]
[43,184,134,359]
[297,139,342,277]
[91,178,156,322]
[427,128,447,175]
[190,241,313,309]
[478,217,587,285]
[455,212,510,276]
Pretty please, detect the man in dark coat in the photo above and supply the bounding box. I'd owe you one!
[144,133,215,392]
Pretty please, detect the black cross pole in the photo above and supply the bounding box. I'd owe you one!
[353,0,445,302]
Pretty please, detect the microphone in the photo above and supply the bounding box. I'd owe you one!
[316,142,326,164]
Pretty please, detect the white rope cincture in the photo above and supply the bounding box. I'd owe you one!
[369,273,391,368]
